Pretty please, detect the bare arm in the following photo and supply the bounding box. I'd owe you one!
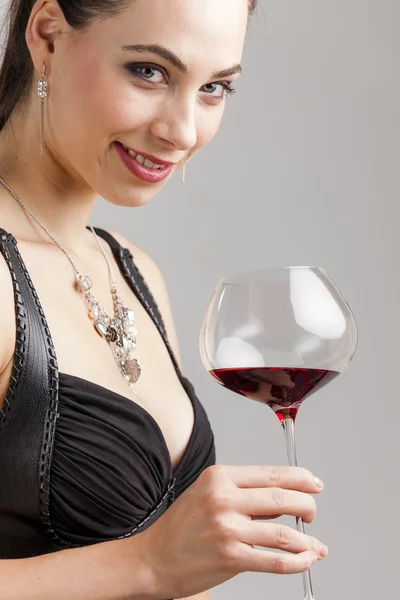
[0,534,161,600]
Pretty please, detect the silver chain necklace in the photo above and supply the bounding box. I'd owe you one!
[0,175,142,387]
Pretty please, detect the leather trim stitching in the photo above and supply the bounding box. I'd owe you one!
[118,247,182,376]
[115,477,176,540]
[0,233,27,433]
[5,238,63,545]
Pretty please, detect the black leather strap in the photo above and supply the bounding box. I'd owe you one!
[91,227,181,377]
[0,229,62,557]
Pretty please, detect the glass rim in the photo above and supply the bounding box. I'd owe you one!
[220,265,326,285]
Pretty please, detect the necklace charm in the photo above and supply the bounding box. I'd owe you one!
[76,272,142,386]
[77,274,93,293]
[121,356,142,385]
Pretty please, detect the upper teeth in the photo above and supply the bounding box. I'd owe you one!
[121,144,165,169]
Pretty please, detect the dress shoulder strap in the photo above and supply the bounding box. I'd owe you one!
[91,227,181,377]
[0,227,62,555]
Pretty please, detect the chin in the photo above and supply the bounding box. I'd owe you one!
[102,186,160,208]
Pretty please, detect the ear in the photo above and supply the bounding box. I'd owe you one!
[25,0,70,77]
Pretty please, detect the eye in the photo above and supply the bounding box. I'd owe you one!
[201,81,236,101]
[125,63,167,84]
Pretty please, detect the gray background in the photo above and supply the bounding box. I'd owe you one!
[94,1,399,598]
[2,0,398,598]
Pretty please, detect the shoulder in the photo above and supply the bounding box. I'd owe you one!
[0,247,16,374]
[104,228,182,369]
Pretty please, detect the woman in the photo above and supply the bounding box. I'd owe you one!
[0,0,328,598]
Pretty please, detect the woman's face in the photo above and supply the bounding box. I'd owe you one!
[35,0,248,206]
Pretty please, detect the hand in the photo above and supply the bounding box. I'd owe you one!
[140,465,327,599]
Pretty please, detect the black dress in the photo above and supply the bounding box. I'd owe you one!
[0,227,216,559]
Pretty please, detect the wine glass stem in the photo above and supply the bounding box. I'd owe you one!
[282,416,315,600]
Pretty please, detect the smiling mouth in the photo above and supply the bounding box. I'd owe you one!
[114,141,176,184]
[119,144,166,170]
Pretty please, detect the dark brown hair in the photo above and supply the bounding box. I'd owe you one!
[0,0,258,132]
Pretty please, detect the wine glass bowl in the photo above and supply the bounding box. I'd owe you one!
[200,266,358,423]
[199,266,358,599]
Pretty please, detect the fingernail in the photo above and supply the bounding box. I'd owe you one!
[319,543,329,558]
[314,477,324,489]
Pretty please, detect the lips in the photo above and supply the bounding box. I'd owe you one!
[119,143,176,167]
[114,141,174,184]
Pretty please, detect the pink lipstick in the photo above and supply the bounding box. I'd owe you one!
[114,141,174,183]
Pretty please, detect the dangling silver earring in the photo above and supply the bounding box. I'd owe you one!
[182,162,187,185]
[37,63,48,156]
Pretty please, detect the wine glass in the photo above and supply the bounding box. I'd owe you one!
[199,266,358,600]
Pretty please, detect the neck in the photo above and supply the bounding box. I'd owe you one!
[0,103,98,254]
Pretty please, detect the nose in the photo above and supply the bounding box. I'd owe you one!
[150,94,197,151]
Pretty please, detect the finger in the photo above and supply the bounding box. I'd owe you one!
[242,522,328,560]
[240,546,319,575]
[236,487,317,523]
[221,465,324,493]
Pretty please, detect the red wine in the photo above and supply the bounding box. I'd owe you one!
[210,367,339,423]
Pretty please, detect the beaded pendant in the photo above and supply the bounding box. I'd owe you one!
[76,273,142,386]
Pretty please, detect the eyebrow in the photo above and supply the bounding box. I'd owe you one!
[121,43,242,79]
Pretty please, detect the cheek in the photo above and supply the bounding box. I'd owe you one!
[56,51,155,142]
[73,64,143,134]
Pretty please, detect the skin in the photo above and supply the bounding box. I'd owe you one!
[0,0,247,250]
[0,2,328,597]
